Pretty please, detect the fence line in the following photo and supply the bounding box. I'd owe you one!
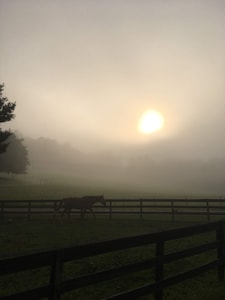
[1,199,225,221]
[0,221,224,299]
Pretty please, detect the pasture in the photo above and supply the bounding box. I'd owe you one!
[1,217,225,299]
[0,216,196,258]
[1,172,224,201]
[1,176,225,299]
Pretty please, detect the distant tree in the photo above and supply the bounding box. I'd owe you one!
[0,83,16,153]
[0,134,29,174]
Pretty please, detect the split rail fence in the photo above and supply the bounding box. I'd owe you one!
[1,199,225,221]
[0,221,225,300]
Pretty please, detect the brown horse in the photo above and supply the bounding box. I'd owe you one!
[56,195,106,218]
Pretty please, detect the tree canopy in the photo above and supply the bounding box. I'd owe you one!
[0,83,16,153]
[0,133,29,174]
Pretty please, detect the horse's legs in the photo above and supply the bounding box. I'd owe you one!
[80,208,96,219]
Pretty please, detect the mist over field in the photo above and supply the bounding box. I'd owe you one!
[1,0,225,196]
[16,136,224,196]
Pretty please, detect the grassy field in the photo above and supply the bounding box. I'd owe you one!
[1,176,225,299]
[0,217,202,257]
[1,172,223,200]
[1,217,225,300]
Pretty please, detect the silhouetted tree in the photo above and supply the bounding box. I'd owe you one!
[0,83,16,153]
[0,134,29,174]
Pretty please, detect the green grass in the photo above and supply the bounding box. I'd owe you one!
[0,173,149,200]
[1,217,225,299]
[1,173,222,200]
[1,176,225,299]
[0,218,187,257]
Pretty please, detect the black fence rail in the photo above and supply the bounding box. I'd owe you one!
[1,199,225,221]
[0,221,225,300]
[108,198,225,221]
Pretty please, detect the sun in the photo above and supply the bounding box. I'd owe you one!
[138,110,164,134]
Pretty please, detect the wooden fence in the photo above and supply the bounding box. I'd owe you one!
[1,199,225,221]
[0,221,225,300]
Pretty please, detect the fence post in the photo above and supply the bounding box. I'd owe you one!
[140,199,143,220]
[155,240,164,300]
[171,200,174,221]
[109,200,112,220]
[0,201,4,222]
[27,201,31,220]
[49,250,64,300]
[206,201,210,222]
[216,221,225,281]
[53,201,57,220]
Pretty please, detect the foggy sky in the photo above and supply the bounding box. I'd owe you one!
[1,0,225,159]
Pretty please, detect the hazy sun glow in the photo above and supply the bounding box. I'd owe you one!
[138,110,164,134]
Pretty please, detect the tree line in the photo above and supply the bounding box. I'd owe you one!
[0,83,29,174]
